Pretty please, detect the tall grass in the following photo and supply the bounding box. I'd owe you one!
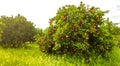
[88,46,120,66]
[0,44,120,66]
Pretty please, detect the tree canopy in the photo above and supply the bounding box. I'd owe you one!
[0,14,36,48]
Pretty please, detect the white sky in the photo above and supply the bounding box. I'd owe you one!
[0,0,119,29]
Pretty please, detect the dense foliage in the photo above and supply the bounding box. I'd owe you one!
[0,1,120,65]
[0,22,4,41]
[0,14,36,48]
[0,22,2,41]
[38,2,116,57]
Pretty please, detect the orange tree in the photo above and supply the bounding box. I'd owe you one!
[39,2,115,57]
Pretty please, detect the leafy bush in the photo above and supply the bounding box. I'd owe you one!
[38,2,116,57]
[0,14,36,48]
[34,28,43,44]
[106,22,120,47]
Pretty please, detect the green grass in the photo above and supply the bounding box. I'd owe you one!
[0,44,120,66]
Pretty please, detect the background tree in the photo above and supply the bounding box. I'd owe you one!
[0,14,36,48]
[0,22,5,41]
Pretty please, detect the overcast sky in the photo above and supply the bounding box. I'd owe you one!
[0,0,120,29]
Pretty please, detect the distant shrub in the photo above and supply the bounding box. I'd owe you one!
[0,22,5,41]
[38,2,116,57]
[0,14,36,48]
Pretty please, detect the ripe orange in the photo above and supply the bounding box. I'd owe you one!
[96,15,99,19]
[74,23,78,27]
[92,24,96,29]
[85,37,89,40]
[42,48,45,52]
[61,16,65,19]
[48,45,51,48]
[65,35,69,38]
[82,20,84,25]
[66,22,69,26]
[49,21,53,25]
[84,32,87,36]
[52,28,56,31]
[62,37,64,41]
[56,36,60,39]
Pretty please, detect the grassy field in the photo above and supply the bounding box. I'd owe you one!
[0,44,120,66]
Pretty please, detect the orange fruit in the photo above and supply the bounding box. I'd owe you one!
[49,21,53,25]
[85,37,89,40]
[96,15,99,19]
[52,28,56,31]
[48,45,51,48]
[66,22,69,26]
[65,35,69,38]
[75,29,78,32]
[66,46,68,48]
[93,33,95,36]
[62,37,64,41]
[84,32,87,36]
[74,23,78,27]
[42,48,45,52]
[92,24,96,29]
[81,20,84,25]
[61,16,65,19]
[56,36,60,39]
